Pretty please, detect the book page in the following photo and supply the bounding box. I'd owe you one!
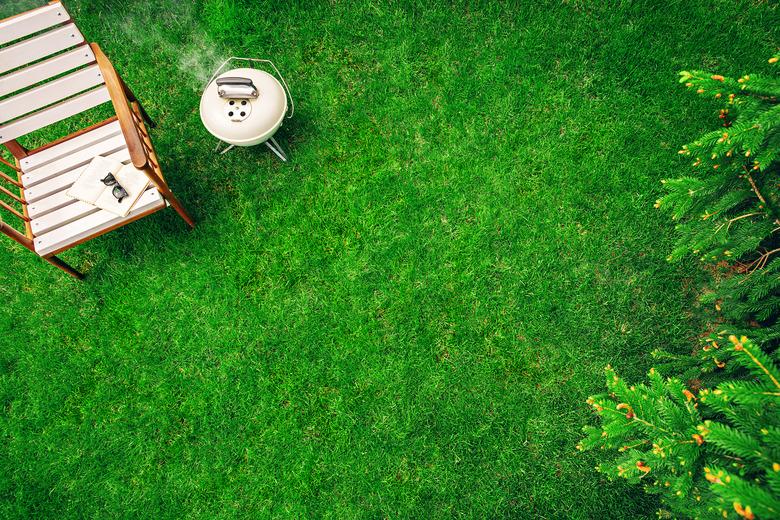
[115,164,151,206]
[93,164,151,217]
[66,156,123,205]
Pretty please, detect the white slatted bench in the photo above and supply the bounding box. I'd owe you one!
[0,0,193,279]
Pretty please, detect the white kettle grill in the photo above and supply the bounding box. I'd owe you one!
[200,57,294,161]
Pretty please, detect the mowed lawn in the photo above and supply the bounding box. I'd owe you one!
[1,0,778,517]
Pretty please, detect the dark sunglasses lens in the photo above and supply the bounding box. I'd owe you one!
[113,185,128,203]
[101,173,116,185]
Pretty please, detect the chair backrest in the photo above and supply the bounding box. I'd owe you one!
[0,1,110,145]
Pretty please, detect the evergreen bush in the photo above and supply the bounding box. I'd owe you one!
[581,55,780,519]
[580,336,779,519]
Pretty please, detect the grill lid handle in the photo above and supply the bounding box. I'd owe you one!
[216,77,258,99]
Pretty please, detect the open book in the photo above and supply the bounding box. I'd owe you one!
[66,156,150,217]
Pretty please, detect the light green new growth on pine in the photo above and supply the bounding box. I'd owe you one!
[657,54,780,343]
[581,336,780,519]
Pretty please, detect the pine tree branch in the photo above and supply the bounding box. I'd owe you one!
[600,407,675,436]
[714,212,763,235]
[734,337,780,390]
[744,248,780,274]
[619,440,651,451]
[728,212,762,227]
[744,169,780,227]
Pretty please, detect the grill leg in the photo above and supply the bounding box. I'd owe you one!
[265,137,288,162]
[214,141,235,154]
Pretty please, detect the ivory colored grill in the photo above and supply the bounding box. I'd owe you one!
[200,57,294,160]
[0,1,194,279]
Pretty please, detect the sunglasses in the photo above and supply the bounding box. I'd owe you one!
[100,173,129,203]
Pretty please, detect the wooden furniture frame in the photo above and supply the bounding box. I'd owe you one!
[0,1,193,279]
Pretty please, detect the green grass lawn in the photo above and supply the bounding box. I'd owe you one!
[1,0,778,517]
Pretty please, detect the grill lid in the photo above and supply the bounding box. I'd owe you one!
[200,67,287,146]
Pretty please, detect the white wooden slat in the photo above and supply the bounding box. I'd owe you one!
[27,190,77,220]
[21,119,121,172]
[24,168,81,203]
[0,3,71,46]
[0,64,104,124]
[24,147,131,203]
[0,23,84,75]
[0,46,95,97]
[31,198,101,235]
[0,86,110,143]
[22,132,126,187]
[31,185,157,235]
[34,188,164,256]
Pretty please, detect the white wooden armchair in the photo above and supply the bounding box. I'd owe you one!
[0,1,193,279]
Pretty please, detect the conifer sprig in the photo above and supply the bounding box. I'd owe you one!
[582,337,780,519]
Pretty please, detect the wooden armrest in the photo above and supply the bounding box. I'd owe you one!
[90,43,148,169]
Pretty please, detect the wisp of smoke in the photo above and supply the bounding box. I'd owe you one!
[2,0,230,91]
[103,1,230,92]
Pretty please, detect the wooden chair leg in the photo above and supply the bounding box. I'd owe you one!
[164,192,195,229]
[44,255,84,279]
